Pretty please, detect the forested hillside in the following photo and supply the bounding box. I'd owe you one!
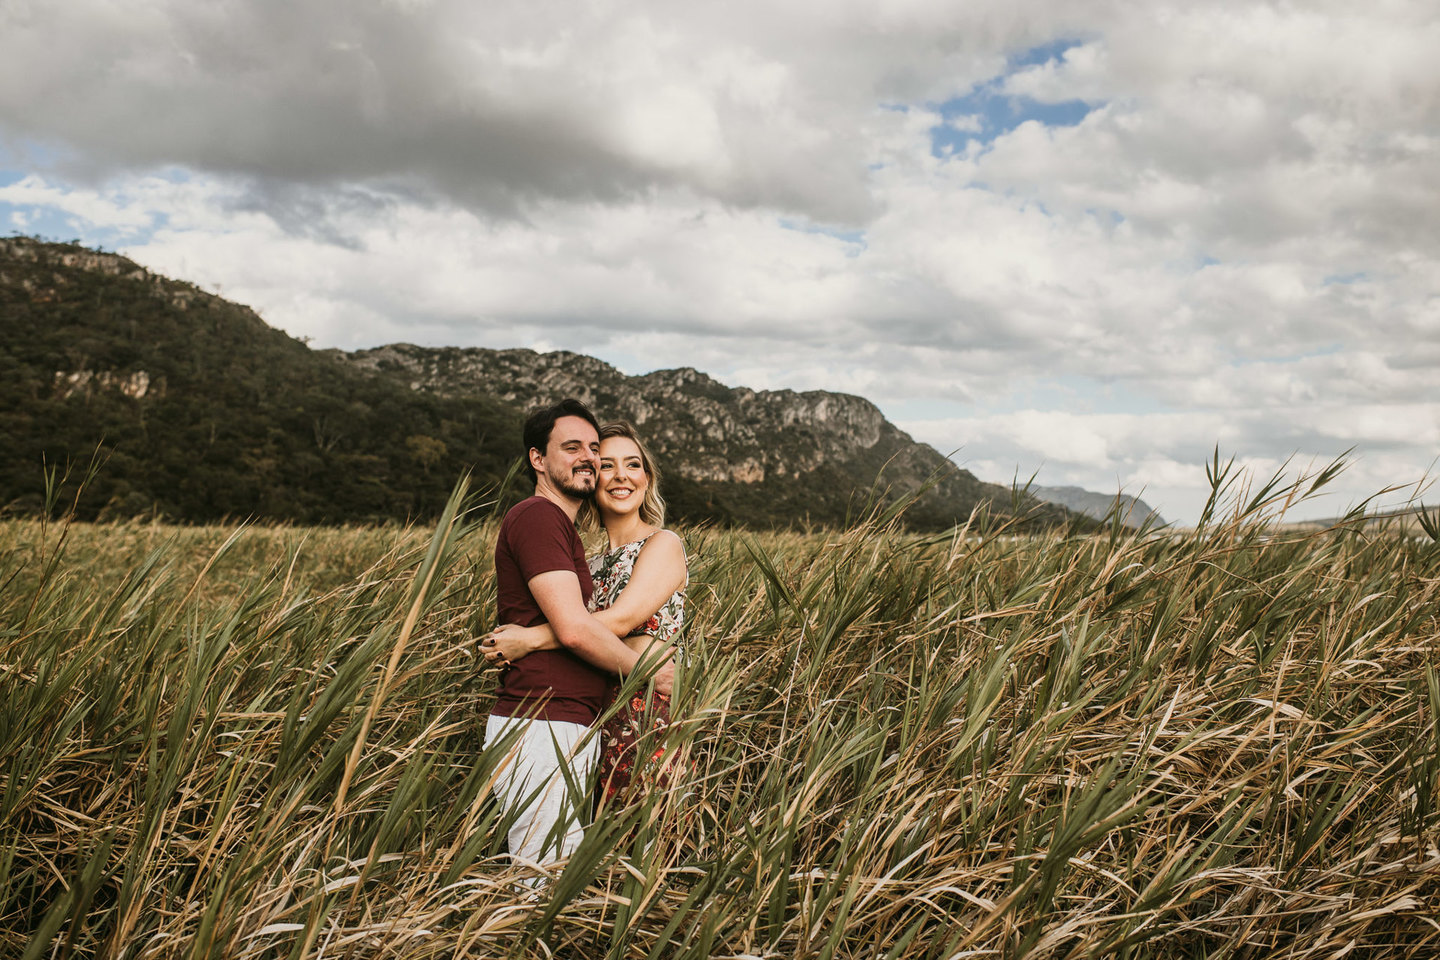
[2,237,1077,529]
[1,238,519,522]
[338,343,1071,530]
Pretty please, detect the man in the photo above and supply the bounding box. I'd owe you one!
[486,398,674,871]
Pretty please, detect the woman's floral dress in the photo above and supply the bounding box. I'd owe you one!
[588,531,685,805]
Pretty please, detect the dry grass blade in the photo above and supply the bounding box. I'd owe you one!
[2,464,1439,957]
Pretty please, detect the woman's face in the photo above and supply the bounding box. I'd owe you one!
[596,436,648,518]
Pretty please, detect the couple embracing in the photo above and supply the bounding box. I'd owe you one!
[480,398,687,872]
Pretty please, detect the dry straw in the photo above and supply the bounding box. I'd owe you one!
[2,458,1439,958]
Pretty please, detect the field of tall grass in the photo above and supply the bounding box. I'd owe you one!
[4,468,1439,958]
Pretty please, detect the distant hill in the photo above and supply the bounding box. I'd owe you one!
[1,237,1080,529]
[1029,485,1166,528]
[1279,504,1437,536]
[332,343,1078,530]
[0,237,518,522]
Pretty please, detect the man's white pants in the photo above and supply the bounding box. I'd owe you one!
[486,715,600,869]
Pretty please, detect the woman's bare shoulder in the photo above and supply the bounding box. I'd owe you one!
[637,528,687,566]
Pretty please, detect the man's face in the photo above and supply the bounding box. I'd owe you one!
[537,415,600,498]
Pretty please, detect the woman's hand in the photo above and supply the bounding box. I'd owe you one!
[481,623,546,667]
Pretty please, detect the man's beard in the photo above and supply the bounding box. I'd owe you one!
[552,466,596,498]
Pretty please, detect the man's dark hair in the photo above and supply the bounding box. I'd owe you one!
[521,398,601,483]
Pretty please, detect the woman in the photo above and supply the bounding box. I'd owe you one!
[482,421,687,805]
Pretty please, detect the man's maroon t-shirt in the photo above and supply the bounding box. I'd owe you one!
[490,496,609,725]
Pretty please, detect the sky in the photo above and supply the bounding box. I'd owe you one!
[2,0,1437,525]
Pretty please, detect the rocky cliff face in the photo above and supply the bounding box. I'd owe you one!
[0,238,205,312]
[1030,485,1165,528]
[3,235,1081,529]
[334,343,1075,529]
[339,344,895,486]
[0,237,147,277]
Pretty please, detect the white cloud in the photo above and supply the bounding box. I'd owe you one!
[3,0,1438,524]
[0,174,158,232]
[899,400,1439,525]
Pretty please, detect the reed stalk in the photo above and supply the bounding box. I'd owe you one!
[2,465,1437,957]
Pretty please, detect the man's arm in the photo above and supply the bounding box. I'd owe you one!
[529,569,674,694]
[500,533,686,647]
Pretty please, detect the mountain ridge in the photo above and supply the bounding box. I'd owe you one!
[3,236,1080,529]
[329,342,1076,529]
[1029,484,1166,528]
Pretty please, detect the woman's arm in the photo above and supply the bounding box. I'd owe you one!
[484,531,686,665]
[593,531,687,636]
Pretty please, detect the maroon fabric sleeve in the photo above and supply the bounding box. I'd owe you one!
[491,497,606,725]
[495,498,594,627]
[512,504,584,581]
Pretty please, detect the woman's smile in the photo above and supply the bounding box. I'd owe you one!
[597,435,648,516]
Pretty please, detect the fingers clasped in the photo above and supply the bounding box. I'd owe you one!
[478,634,509,667]
[473,635,494,662]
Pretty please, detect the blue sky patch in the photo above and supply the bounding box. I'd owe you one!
[1008,38,1087,70]
[930,39,1097,158]
[1,202,154,251]
[1322,271,1369,286]
[778,217,867,253]
[1,187,88,244]
[0,166,175,249]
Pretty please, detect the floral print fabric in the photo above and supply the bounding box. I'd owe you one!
[588,532,685,803]
[587,532,686,656]
[596,689,674,805]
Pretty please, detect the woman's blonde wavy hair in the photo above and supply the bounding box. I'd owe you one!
[578,420,666,530]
